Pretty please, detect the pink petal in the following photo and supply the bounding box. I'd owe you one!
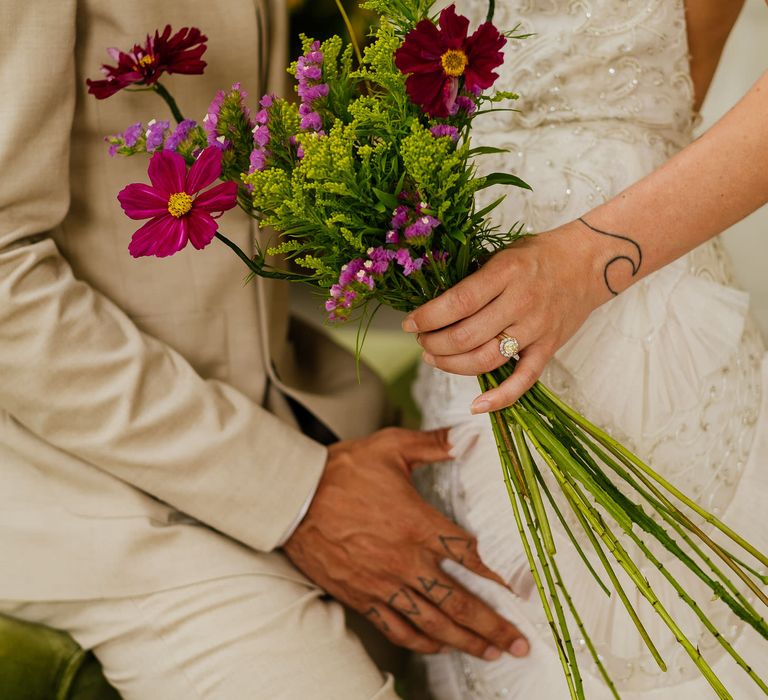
[147,149,187,195]
[128,214,188,258]
[117,183,169,219]
[194,181,238,214]
[186,146,224,194]
[186,209,218,250]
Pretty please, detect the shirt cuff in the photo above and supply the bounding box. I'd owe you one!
[275,465,323,546]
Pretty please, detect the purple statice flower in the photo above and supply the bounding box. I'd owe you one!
[367,247,396,275]
[338,259,365,286]
[430,124,460,142]
[203,89,225,146]
[248,147,268,173]
[391,205,410,231]
[253,124,270,148]
[395,248,425,276]
[299,103,323,132]
[300,83,330,102]
[107,143,119,157]
[404,215,440,245]
[123,122,143,148]
[296,41,328,132]
[430,250,449,264]
[355,267,375,290]
[145,119,170,151]
[164,119,196,152]
[451,96,477,116]
[385,230,400,245]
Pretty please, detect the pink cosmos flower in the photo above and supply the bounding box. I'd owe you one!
[118,146,238,258]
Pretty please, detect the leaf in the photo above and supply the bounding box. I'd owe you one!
[479,172,533,191]
[372,187,399,210]
[472,196,506,221]
[468,146,510,157]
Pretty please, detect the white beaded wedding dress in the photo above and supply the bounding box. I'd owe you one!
[414,1,768,698]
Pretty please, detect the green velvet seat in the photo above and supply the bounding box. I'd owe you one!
[0,615,120,700]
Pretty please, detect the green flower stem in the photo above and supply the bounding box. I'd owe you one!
[512,402,737,698]
[152,82,185,124]
[518,482,585,699]
[486,405,581,700]
[561,398,768,609]
[547,552,621,700]
[556,406,768,637]
[623,522,768,695]
[533,463,612,598]
[512,423,556,556]
[535,382,768,571]
[334,0,364,65]
[214,232,313,283]
[510,404,668,673]
[486,0,496,23]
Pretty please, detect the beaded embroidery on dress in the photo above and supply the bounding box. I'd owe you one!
[414,1,768,698]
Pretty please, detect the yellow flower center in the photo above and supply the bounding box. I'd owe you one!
[441,49,469,77]
[167,192,193,218]
[137,54,155,68]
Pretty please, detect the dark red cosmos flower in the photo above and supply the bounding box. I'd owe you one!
[394,5,506,118]
[87,25,207,99]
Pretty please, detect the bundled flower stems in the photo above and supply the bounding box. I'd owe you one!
[89,1,768,697]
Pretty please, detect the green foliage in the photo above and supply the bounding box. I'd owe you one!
[243,15,527,313]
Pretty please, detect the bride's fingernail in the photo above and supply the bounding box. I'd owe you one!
[471,398,491,414]
[402,316,418,333]
[509,639,530,657]
[423,352,436,366]
[483,646,503,661]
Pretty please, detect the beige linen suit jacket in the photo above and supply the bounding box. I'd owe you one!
[0,0,388,600]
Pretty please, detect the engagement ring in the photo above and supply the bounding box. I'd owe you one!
[497,333,520,360]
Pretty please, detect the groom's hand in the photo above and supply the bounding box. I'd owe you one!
[283,428,530,661]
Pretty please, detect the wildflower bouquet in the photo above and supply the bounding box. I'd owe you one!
[89,2,767,698]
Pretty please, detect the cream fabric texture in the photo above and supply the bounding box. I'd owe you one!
[1,575,399,700]
[0,0,388,600]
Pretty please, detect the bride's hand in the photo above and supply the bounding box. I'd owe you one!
[403,220,607,412]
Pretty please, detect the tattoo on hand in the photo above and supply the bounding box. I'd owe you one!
[364,606,390,633]
[439,534,472,564]
[419,577,454,606]
[578,217,643,296]
[388,588,421,617]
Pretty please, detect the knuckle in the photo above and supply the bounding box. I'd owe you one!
[451,286,476,315]
[447,596,473,622]
[417,616,440,636]
[447,324,472,348]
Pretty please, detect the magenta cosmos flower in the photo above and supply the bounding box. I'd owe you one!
[118,147,238,258]
[394,5,506,118]
[87,25,207,99]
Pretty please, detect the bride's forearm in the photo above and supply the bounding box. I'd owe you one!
[577,70,768,305]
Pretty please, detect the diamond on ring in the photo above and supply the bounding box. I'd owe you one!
[498,334,520,360]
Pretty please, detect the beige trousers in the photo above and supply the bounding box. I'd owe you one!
[1,573,399,700]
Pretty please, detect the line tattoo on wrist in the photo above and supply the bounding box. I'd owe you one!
[578,217,643,296]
